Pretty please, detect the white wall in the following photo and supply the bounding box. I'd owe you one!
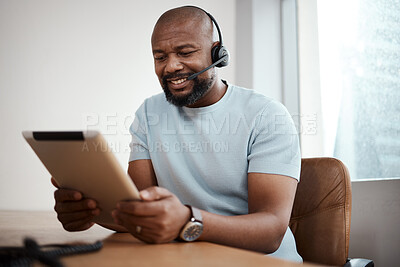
[350,179,400,267]
[297,0,324,157]
[235,0,299,123]
[235,0,284,102]
[0,0,236,210]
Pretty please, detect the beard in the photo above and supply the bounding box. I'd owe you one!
[162,72,215,107]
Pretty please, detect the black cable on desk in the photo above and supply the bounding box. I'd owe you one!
[0,237,103,267]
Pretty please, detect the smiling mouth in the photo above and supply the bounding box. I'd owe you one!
[169,78,187,85]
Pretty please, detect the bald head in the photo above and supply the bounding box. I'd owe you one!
[152,6,218,44]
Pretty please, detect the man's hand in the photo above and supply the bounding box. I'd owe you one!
[112,186,191,244]
[51,177,100,231]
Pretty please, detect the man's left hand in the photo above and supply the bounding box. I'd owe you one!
[112,186,191,243]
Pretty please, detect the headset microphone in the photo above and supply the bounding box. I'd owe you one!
[187,54,229,80]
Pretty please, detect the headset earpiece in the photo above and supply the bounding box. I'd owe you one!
[211,44,230,68]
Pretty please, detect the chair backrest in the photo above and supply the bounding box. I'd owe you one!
[289,158,352,266]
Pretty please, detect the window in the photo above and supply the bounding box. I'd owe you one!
[317,0,400,179]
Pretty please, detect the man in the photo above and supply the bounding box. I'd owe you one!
[53,6,302,262]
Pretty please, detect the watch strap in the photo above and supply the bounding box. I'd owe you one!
[187,205,202,223]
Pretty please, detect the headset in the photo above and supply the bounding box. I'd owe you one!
[185,6,230,80]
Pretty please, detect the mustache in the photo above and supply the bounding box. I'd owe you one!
[162,72,195,84]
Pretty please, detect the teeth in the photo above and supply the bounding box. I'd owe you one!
[170,78,187,85]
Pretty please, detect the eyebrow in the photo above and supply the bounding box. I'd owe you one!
[152,44,199,54]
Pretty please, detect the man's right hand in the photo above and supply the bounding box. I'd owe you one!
[52,177,100,231]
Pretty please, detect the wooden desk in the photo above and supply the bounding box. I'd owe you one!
[0,211,317,266]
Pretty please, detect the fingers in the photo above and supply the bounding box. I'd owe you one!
[58,209,100,225]
[116,187,174,216]
[139,186,172,201]
[116,201,153,216]
[110,186,193,244]
[53,188,98,232]
[54,198,97,213]
[112,211,174,244]
[54,188,83,202]
[63,218,96,232]
[55,203,99,232]
[112,187,190,244]
[112,210,150,230]
[51,177,59,188]
[117,198,172,216]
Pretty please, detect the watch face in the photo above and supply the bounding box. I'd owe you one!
[181,222,203,242]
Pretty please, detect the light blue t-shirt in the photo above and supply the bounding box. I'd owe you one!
[129,83,302,262]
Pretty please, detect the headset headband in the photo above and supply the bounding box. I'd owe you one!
[183,6,224,46]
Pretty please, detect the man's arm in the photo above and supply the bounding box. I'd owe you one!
[114,165,297,253]
[127,159,158,190]
[198,173,297,253]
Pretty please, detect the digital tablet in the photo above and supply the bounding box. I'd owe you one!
[22,130,140,227]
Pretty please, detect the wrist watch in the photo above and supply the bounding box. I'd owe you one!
[179,205,203,242]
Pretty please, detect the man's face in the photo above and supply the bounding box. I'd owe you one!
[151,19,215,107]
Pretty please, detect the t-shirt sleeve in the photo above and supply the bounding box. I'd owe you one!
[129,102,151,162]
[247,100,301,180]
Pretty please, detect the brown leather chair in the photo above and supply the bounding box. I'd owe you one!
[290,158,374,266]
[290,158,352,266]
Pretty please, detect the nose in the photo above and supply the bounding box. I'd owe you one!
[164,54,183,74]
